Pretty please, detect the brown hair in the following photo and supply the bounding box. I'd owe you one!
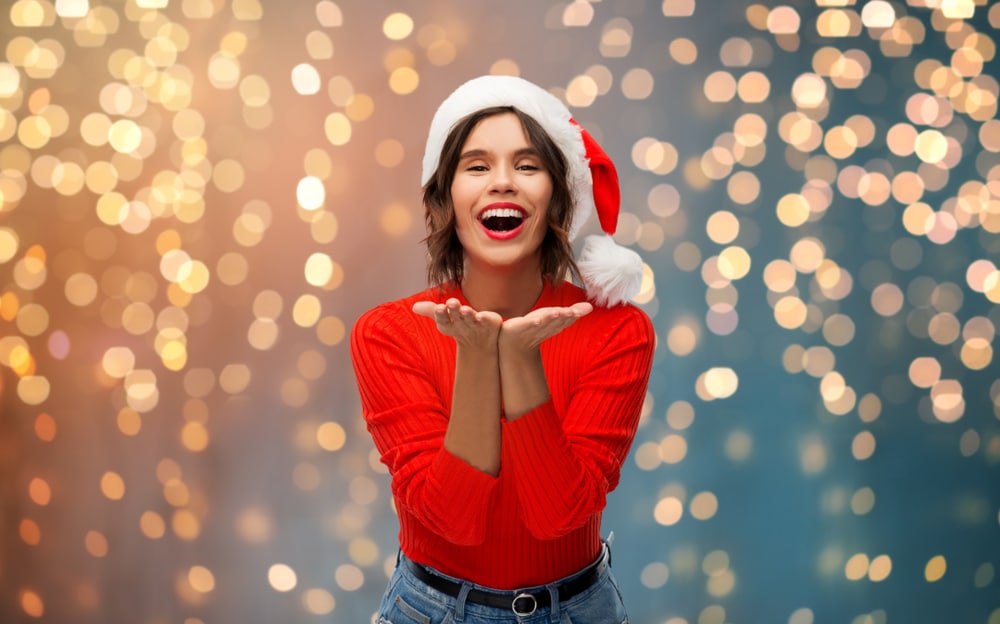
[421,106,580,289]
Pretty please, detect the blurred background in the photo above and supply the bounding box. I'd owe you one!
[1,0,999,623]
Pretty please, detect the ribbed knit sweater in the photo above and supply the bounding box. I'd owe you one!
[350,280,654,589]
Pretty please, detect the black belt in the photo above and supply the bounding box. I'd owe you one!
[403,549,608,617]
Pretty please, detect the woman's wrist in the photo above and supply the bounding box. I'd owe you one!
[498,344,549,420]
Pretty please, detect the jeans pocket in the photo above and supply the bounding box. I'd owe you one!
[379,595,432,624]
[562,574,629,624]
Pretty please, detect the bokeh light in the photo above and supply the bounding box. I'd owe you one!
[2,2,998,624]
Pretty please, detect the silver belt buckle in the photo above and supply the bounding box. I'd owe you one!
[512,592,537,616]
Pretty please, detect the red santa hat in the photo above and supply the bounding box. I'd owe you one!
[420,74,644,307]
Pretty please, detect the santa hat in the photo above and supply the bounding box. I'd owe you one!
[420,75,644,307]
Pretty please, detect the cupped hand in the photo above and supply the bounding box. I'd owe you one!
[412,298,503,350]
[499,301,593,352]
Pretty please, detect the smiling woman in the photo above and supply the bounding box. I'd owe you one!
[350,75,654,623]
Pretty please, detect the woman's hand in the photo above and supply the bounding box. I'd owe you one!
[412,298,503,351]
[412,299,593,420]
[413,299,593,351]
[498,302,593,352]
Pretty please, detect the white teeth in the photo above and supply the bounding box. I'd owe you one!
[479,208,524,220]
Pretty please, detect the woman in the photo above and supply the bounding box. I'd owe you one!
[351,75,654,623]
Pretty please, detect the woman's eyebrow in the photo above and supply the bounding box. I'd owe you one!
[458,147,539,160]
[457,148,488,161]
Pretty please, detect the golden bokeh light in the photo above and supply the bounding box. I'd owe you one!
[268,563,298,593]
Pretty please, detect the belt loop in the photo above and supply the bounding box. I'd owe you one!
[605,531,614,566]
[453,583,471,622]
[547,584,560,623]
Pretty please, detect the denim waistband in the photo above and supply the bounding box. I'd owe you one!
[397,542,611,620]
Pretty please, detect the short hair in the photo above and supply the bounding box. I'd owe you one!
[421,106,581,289]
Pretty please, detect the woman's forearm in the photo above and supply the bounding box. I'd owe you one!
[444,343,502,476]
[498,344,550,421]
[496,303,591,420]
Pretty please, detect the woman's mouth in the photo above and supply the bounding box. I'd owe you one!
[478,205,527,239]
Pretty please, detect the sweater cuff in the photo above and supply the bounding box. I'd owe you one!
[427,447,498,543]
[434,446,500,486]
[504,401,577,483]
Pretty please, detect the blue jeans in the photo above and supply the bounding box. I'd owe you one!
[375,543,629,624]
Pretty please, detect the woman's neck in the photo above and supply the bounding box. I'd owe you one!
[460,263,544,319]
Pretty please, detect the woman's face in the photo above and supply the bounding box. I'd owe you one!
[450,112,553,276]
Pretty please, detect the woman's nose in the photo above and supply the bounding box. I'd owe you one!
[489,164,516,192]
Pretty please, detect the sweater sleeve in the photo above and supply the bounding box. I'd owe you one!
[502,306,654,539]
[350,303,499,546]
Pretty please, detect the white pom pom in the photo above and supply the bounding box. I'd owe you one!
[578,234,644,307]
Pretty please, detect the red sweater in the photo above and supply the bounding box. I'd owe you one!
[350,280,654,589]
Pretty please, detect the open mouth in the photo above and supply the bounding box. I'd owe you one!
[479,207,526,232]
